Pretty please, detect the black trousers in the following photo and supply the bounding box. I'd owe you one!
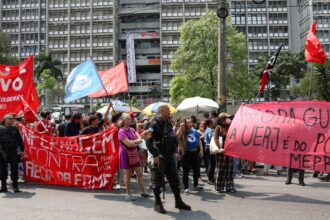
[208,154,216,181]
[0,152,19,182]
[287,168,305,183]
[182,151,200,189]
[153,155,180,198]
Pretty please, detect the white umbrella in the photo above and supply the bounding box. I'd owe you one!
[97,100,130,114]
[177,97,219,113]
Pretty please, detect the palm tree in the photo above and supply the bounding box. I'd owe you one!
[314,60,330,101]
[149,86,162,99]
[35,51,62,79]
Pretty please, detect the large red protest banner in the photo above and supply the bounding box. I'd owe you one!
[0,56,39,119]
[225,101,330,172]
[19,125,119,190]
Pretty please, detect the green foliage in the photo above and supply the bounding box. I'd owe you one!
[130,96,138,107]
[94,102,102,111]
[170,12,254,104]
[253,51,307,100]
[35,51,62,80]
[37,69,57,108]
[0,32,19,65]
[292,59,330,101]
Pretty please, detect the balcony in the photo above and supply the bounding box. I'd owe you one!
[120,32,160,40]
[136,58,161,66]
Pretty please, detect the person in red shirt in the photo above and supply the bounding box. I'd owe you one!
[35,111,54,136]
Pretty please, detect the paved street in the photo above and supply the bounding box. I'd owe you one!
[0,171,329,220]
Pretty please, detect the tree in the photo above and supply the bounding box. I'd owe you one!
[0,32,19,65]
[37,69,57,108]
[292,59,330,101]
[130,96,138,107]
[35,51,63,79]
[149,86,162,99]
[253,51,307,100]
[170,12,255,104]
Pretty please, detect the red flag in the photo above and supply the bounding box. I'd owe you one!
[89,62,128,98]
[259,70,271,93]
[0,55,40,119]
[305,21,326,64]
[19,96,38,123]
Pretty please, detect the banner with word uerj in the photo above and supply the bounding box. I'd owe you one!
[0,55,39,119]
[126,33,136,83]
[20,125,119,189]
[225,101,330,172]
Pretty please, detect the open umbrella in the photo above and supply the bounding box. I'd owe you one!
[177,97,219,114]
[142,102,177,116]
[97,100,141,114]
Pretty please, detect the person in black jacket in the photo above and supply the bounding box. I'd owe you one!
[146,104,191,214]
[0,114,24,193]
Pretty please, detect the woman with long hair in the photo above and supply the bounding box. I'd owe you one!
[177,118,203,194]
[118,114,150,201]
[213,113,236,193]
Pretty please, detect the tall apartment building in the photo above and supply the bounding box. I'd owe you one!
[298,0,330,56]
[160,0,218,102]
[0,0,47,59]
[229,0,292,70]
[119,0,162,105]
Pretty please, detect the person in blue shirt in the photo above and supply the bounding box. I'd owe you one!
[177,118,204,194]
[204,119,216,184]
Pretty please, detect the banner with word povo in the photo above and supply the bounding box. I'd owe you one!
[20,125,119,190]
[0,56,39,119]
[225,101,330,172]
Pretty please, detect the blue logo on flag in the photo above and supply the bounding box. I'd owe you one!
[64,59,102,103]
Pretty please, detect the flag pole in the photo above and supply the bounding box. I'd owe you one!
[89,57,116,115]
[308,64,313,100]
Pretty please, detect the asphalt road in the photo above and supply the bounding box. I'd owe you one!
[0,170,329,220]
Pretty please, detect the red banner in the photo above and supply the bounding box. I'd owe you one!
[20,125,119,189]
[0,56,39,119]
[225,101,330,172]
[89,62,128,98]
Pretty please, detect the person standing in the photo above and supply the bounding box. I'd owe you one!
[146,104,191,214]
[118,114,150,201]
[64,113,84,137]
[35,111,54,136]
[57,114,71,137]
[177,118,204,194]
[0,114,24,193]
[204,119,216,184]
[214,113,236,193]
[286,168,305,186]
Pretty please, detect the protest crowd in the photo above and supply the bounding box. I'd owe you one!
[0,102,329,214]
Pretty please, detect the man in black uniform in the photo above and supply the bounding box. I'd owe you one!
[146,104,191,214]
[0,114,24,193]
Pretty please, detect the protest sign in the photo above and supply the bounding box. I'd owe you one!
[0,56,39,119]
[20,125,119,189]
[225,101,330,172]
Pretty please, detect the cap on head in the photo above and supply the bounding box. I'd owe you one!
[219,112,231,120]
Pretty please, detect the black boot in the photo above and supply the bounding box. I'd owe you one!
[174,194,191,210]
[0,179,7,193]
[154,196,166,214]
[12,179,20,193]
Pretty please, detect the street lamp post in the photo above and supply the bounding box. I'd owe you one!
[217,0,228,113]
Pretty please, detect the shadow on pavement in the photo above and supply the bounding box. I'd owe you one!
[229,190,330,205]
[1,191,36,199]
[307,182,330,188]
[166,210,215,220]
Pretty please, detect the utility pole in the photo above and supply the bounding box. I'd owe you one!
[217,0,228,113]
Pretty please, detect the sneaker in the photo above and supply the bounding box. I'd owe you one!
[193,186,204,191]
[114,184,121,190]
[234,174,243,178]
[125,195,136,201]
[184,189,190,194]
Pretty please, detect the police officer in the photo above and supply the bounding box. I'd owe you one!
[146,104,191,214]
[0,114,24,193]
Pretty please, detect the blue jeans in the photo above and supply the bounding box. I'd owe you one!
[233,158,240,175]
